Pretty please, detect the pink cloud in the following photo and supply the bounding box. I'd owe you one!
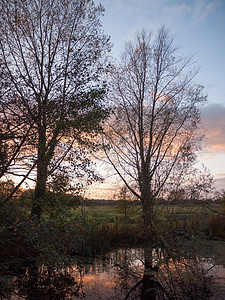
[178,4,192,13]
[203,3,215,18]
[215,173,225,178]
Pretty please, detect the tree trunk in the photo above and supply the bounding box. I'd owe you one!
[142,198,154,227]
[31,159,48,220]
[140,175,155,227]
[31,125,48,220]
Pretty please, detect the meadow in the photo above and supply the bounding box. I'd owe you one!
[69,200,223,227]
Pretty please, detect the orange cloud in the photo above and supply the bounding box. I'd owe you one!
[211,144,225,151]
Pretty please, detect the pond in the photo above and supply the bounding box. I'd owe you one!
[2,242,225,299]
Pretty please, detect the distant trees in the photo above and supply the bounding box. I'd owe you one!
[114,186,138,224]
[168,189,186,203]
[104,27,207,226]
[0,180,16,202]
[0,0,111,219]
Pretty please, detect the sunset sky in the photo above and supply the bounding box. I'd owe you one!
[89,0,225,198]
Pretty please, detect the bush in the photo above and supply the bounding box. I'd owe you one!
[208,214,225,239]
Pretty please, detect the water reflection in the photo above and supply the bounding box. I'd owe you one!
[2,247,225,299]
[68,247,225,299]
[1,260,82,299]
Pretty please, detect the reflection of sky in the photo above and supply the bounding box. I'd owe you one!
[69,248,145,299]
[93,0,225,192]
[66,247,225,299]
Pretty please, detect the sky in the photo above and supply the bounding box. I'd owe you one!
[89,0,225,198]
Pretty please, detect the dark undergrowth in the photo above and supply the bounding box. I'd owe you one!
[0,202,224,299]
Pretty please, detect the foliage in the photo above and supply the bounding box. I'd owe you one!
[209,214,225,239]
[214,189,225,209]
[0,180,15,201]
[207,190,225,239]
[0,0,111,219]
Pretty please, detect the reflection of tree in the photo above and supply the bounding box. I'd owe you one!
[114,248,137,291]
[2,247,215,299]
[14,261,83,299]
[141,250,158,300]
[160,256,213,299]
[124,248,159,300]
[124,247,213,300]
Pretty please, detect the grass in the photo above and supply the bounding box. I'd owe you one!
[69,204,142,224]
[72,205,120,223]
[65,201,225,241]
[68,202,221,225]
[7,197,224,234]
[4,198,225,247]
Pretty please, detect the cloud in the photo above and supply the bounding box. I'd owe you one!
[201,103,225,153]
[202,3,215,18]
[178,4,192,13]
[214,176,225,191]
[108,0,133,16]
[206,83,219,90]
[188,1,219,25]
[215,172,225,178]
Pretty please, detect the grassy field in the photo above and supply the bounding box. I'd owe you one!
[69,201,223,225]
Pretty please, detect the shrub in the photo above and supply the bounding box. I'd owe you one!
[208,214,225,239]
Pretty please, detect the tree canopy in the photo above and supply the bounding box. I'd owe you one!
[0,0,111,218]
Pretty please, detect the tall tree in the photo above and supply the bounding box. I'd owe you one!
[104,27,207,226]
[0,0,111,219]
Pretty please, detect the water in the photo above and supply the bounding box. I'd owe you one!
[2,245,225,299]
[67,247,225,299]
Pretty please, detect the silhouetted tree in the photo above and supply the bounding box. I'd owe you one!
[104,27,206,226]
[0,0,111,219]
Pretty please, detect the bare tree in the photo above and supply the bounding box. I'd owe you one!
[0,0,111,219]
[104,27,207,226]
